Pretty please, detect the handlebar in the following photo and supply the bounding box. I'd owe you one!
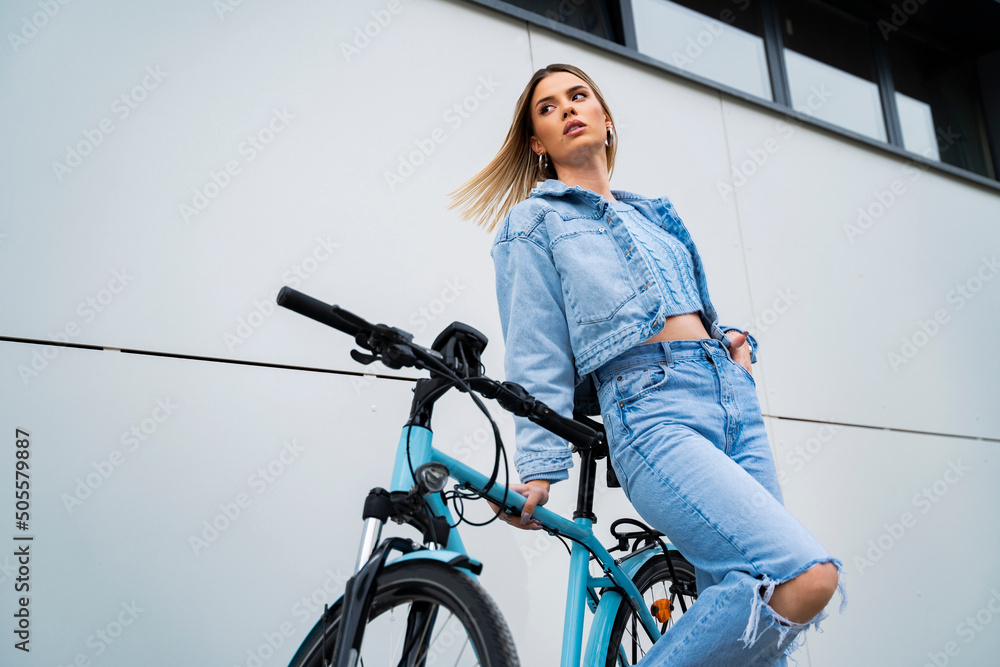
[276,286,604,454]
[276,286,366,336]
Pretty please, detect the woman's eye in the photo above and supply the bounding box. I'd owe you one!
[539,93,586,115]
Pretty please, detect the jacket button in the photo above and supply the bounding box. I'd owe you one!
[617,375,622,381]
[619,401,624,408]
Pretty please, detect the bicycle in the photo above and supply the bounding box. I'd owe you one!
[276,286,698,667]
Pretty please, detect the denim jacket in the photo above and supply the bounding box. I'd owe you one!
[491,179,758,483]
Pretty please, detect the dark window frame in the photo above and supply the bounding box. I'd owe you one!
[464,0,1000,192]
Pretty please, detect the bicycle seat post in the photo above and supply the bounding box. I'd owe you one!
[573,447,598,523]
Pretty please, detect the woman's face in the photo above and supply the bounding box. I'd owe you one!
[529,71,610,170]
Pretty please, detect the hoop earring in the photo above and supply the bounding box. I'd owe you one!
[538,152,550,173]
[606,127,614,148]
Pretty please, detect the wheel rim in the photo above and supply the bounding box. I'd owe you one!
[610,557,698,666]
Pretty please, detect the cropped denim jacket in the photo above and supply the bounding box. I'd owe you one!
[491,179,758,483]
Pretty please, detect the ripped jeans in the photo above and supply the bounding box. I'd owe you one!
[593,338,846,666]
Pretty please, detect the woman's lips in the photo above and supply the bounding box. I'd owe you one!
[564,123,587,136]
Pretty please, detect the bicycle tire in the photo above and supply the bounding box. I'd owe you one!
[603,552,698,667]
[289,560,520,667]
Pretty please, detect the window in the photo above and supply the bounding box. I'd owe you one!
[887,32,996,179]
[631,0,772,100]
[779,0,885,141]
[501,0,622,42]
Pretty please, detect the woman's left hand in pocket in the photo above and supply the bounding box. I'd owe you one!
[726,331,752,376]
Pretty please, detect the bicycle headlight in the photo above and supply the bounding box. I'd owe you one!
[415,462,450,495]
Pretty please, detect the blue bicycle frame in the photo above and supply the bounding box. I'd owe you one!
[274,287,676,667]
[367,423,666,667]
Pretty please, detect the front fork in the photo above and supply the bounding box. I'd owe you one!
[354,517,384,573]
[342,509,447,667]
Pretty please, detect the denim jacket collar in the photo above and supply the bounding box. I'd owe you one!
[529,178,645,210]
[529,179,671,225]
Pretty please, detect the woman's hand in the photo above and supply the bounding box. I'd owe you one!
[488,479,550,531]
[726,330,753,376]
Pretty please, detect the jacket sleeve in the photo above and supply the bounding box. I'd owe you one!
[492,226,575,484]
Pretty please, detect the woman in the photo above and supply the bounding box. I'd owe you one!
[449,64,844,665]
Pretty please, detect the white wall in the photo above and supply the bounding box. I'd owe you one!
[1,0,998,665]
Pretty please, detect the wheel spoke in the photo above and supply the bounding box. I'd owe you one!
[452,633,469,666]
[388,606,407,665]
[413,607,455,665]
[296,563,515,667]
[426,610,455,651]
[604,555,698,666]
[395,601,437,667]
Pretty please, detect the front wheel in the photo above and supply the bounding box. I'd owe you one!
[604,551,699,667]
[289,560,520,667]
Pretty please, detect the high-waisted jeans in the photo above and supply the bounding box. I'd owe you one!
[593,338,846,666]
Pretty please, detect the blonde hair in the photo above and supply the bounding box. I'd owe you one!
[447,64,618,232]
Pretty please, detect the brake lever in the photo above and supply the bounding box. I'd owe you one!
[350,349,379,365]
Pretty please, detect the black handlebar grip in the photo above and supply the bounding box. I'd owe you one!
[276,286,360,336]
[496,381,602,449]
[533,405,602,451]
